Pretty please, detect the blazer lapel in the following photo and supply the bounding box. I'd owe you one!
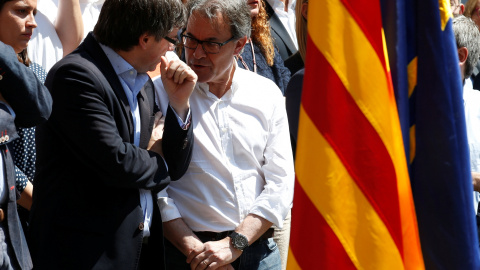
[82,33,134,138]
[264,1,298,55]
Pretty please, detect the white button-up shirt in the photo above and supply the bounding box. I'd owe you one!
[464,79,480,214]
[158,64,294,232]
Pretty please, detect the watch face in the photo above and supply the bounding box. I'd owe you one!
[233,233,249,250]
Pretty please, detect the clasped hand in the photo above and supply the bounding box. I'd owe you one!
[186,237,241,270]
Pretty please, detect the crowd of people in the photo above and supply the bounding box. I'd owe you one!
[0,0,305,269]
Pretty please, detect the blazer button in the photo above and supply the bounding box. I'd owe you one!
[138,222,144,231]
[182,138,188,149]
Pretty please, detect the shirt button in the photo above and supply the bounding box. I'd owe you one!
[130,71,134,75]
[138,222,144,231]
[182,138,188,149]
[222,128,227,133]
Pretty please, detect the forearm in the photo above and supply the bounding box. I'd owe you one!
[17,181,33,210]
[56,0,83,56]
[162,106,193,180]
[235,214,273,245]
[163,218,203,256]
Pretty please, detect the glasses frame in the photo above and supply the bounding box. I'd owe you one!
[180,33,236,54]
[164,35,179,46]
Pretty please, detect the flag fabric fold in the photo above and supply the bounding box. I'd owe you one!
[288,0,479,269]
[288,0,423,269]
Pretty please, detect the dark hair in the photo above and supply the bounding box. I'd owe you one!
[94,0,186,51]
[0,0,30,66]
[186,0,251,40]
[0,0,11,10]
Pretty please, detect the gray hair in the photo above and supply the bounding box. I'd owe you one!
[453,15,480,79]
[186,0,251,39]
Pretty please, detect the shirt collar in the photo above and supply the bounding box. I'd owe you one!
[197,59,239,101]
[266,0,296,11]
[98,42,149,96]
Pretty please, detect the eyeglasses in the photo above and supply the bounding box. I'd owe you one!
[181,34,236,54]
[164,35,179,46]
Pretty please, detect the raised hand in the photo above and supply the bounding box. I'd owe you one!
[160,56,197,120]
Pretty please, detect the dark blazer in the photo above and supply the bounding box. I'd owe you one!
[0,41,52,270]
[29,33,193,270]
[285,68,304,157]
[265,1,298,62]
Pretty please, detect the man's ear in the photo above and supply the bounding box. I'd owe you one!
[458,47,468,64]
[233,36,248,55]
[460,4,465,15]
[301,2,308,20]
[138,33,151,50]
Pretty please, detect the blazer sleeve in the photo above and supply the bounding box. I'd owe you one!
[0,41,52,128]
[162,105,193,182]
[43,61,171,191]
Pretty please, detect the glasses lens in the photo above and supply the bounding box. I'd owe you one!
[202,42,220,54]
[183,36,198,49]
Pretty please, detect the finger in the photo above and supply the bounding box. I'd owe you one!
[196,260,210,270]
[177,69,188,85]
[173,65,186,84]
[190,253,208,270]
[160,56,169,78]
[167,60,181,79]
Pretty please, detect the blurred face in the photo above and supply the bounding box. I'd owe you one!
[246,0,261,18]
[184,11,244,85]
[471,0,480,27]
[0,0,37,53]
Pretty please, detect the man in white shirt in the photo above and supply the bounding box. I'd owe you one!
[158,0,294,269]
[452,16,480,244]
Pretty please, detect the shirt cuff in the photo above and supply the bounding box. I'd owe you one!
[157,189,182,222]
[169,104,191,130]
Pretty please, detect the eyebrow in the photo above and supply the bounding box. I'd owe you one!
[16,3,37,14]
[185,32,221,42]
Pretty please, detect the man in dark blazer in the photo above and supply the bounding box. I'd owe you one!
[29,0,196,269]
[0,41,52,270]
[265,0,298,62]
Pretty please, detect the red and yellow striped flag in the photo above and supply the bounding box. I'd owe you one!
[287,1,424,269]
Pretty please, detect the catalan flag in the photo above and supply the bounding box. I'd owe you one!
[287,0,479,269]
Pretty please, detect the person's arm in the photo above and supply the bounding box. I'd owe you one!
[158,57,196,180]
[55,0,83,56]
[17,181,33,210]
[0,41,52,127]
[43,60,169,190]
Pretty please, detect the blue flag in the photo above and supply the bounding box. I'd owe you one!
[381,0,480,268]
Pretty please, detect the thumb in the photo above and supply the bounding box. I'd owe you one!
[160,56,169,78]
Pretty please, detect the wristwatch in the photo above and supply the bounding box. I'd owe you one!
[229,232,249,251]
